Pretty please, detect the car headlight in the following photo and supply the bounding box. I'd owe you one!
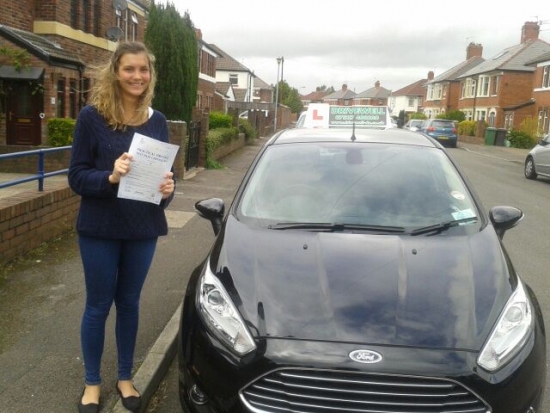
[478,280,533,371]
[197,263,256,355]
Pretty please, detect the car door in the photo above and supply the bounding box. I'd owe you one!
[536,134,550,176]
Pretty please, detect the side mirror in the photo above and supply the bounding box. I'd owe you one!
[489,206,524,239]
[195,198,225,235]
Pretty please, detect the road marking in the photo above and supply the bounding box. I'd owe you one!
[165,211,196,228]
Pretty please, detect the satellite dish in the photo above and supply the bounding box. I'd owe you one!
[113,0,128,11]
[105,26,124,41]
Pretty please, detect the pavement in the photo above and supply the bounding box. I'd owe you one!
[0,137,532,413]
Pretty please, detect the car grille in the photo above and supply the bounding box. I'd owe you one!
[240,368,489,413]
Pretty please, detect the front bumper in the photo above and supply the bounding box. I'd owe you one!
[177,302,546,413]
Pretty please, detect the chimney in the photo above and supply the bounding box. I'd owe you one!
[195,28,203,41]
[342,84,347,91]
[466,42,483,59]
[521,21,540,43]
[427,71,434,81]
[374,80,380,88]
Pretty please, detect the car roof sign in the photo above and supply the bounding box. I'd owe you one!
[302,103,392,129]
[329,105,388,128]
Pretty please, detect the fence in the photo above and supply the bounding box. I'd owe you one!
[0,146,79,267]
[0,146,72,191]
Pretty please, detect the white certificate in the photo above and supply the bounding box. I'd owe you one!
[118,132,179,204]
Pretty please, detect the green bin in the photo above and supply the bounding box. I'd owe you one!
[484,127,496,145]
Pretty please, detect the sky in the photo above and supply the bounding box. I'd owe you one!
[160,0,550,95]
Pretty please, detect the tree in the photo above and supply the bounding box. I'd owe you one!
[275,80,303,114]
[145,1,198,122]
[315,85,334,93]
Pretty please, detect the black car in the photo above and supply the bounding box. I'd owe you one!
[178,127,546,413]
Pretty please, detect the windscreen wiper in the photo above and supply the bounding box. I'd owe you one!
[268,222,405,233]
[410,217,478,236]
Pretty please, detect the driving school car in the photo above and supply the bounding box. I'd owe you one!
[178,125,546,413]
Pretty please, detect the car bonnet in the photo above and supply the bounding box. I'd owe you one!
[209,216,514,351]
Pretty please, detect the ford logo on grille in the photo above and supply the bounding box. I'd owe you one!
[349,349,383,364]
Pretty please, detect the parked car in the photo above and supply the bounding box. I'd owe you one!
[404,119,423,131]
[419,118,458,147]
[525,133,550,180]
[178,126,545,413]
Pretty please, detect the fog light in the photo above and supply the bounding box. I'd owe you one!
[190,384,208,405]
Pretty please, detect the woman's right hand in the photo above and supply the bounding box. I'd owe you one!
[109,152,133,184]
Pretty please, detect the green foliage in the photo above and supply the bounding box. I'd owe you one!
[507,129,536,149]
[0,47,31,70]
[238,118,258,141]
[409,112,427,120]
[458,120,476,136]
[519,116,539,138]
[47,118,76,146]
[205,127,239,168]
[145,2,198,122]
[438,110,466,122]
[275,81,304,113]
[209,111,233,129]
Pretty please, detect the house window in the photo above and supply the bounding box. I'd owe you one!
[229,74,238,85]
[94,1,101,36]
[57,79,66,118]
[488,111,496,126]
[130,12,138,41]
[83,0,91,33]
[408,97,415,107]
[491,75,499,95]
[70,80,77,118]
[434,84,442,99]
[71,0,79,29]
[461,81,466,98]
[468,79,476,97]
[427,85,434,100]
[538,108,549,135]
[442,84,447,97]
[504,113,514,129]
[478,76,490,97]
[542,66,550,88]
[475,110,486,121]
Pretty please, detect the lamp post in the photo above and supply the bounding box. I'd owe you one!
[273,56,283,133]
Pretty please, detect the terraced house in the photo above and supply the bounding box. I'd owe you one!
[0,0,150,146]
[424,21,550,135]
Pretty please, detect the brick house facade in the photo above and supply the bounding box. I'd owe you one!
[528,51,550,136]
[455,22,550,130]
[0,0,149,146]
[423,43,484,119]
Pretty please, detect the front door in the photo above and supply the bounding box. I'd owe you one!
[6,81,43,145]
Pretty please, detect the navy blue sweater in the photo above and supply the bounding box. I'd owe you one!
[68,105,175,239]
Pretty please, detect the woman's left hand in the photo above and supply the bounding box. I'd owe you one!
[159,172,175,199]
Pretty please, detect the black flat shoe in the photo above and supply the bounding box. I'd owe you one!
[77,387,100,413]
[116,382,142,412]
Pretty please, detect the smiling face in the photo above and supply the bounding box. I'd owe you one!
[116,51,151,102]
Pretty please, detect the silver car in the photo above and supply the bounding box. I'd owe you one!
[524,134,550,180]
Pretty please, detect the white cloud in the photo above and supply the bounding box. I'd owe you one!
[163,0,550,93]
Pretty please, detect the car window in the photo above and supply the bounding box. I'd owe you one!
[238,143,478,230]
[431,120,454,128]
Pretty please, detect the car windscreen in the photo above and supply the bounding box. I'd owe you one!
[237,142,478,231]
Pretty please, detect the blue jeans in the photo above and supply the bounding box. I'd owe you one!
[78,235,158,385]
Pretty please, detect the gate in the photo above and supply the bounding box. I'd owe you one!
[186,121,201,170]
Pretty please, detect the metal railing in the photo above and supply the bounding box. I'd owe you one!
[0,146,71,191]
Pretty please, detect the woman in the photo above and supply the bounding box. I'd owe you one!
[68,41,175,413]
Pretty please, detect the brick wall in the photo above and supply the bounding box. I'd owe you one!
[0,183,80,267]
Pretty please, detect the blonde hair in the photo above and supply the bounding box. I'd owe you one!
[89,42,157,130]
